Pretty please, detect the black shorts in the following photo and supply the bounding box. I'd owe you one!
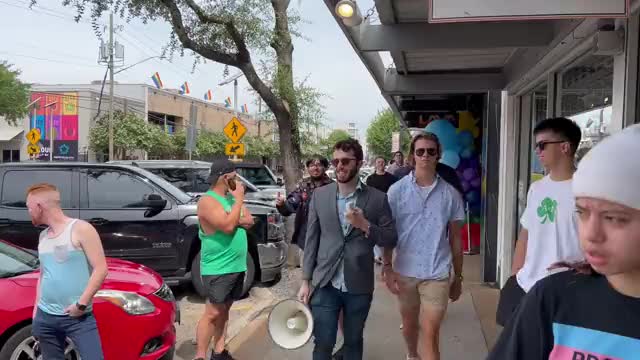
[203,272,246,304]
[495,275,526,327]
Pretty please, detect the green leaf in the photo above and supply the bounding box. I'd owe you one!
[0,61,30,125]
[366,109,411,159]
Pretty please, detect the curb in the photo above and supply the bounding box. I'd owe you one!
[225,286,277,345]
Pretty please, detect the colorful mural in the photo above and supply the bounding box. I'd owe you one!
[422,111,483,251]
[30,92,79,161]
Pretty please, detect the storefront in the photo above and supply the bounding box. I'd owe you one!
[496,8,640,286]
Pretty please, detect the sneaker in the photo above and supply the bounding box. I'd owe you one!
[211,350,235,360]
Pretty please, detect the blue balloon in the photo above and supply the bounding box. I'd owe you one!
[458,130,475,148]
[440,150,460,169]
[461,147,474,159]
[425,119,461,153]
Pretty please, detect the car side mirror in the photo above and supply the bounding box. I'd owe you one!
[142,194,167,217]
[276,178,283,186]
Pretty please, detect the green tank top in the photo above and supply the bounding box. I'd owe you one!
[199,190,248,276]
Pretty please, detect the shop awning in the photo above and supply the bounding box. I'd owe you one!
[0,122,23,141]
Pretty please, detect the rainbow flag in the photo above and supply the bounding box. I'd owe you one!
[224,97,232,108]
[204,89,213,101]
[180,82,190,95]
[241,104,248,113]
[150,72,163,89]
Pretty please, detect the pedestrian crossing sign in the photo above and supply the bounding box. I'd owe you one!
[223,117,246,143]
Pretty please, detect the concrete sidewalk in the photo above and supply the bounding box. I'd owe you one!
[228,255,499,359]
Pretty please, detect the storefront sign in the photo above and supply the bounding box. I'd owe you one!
[429,0,629,23]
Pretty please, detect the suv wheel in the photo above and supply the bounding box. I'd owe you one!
[191,252,256,298]
[0,325,80,360]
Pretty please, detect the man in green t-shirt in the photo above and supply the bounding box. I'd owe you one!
[194,159,254,360]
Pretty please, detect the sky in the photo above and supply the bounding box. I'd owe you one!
[0,0,389,142]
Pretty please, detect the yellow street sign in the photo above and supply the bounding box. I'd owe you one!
[27,144,40,156]
[26,128,41,145]
[225,143,245,156]
[223,117,246,143]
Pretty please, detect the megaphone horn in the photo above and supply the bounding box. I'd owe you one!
[268,299,314,350]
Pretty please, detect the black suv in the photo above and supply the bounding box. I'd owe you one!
[0,163,287,296]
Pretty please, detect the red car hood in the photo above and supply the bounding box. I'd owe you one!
[11,258,164,295]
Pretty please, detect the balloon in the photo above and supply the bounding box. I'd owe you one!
[440,150,460,169]
[471,177,482,188]
[461,180,471,192]
[463,168,475,181]
[458,130,475,148]
[465,190,479,204]
[425,119,461,153]
[460,147,474,159]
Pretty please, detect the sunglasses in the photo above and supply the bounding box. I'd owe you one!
[535,140,565,151]
[415,148,438,157]
[331,158,357,167]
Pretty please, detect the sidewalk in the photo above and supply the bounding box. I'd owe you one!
[228,255,500,359]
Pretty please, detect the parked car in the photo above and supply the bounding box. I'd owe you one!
[108,160,276,204]
[234,163,285,204]
[0,162,287,298]
[0,239,177,360]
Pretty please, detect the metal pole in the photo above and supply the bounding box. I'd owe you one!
[49,106,53,162]
[108,12,115,161]
[233,79,238,113]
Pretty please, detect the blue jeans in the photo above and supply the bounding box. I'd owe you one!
[32,308,104,360]
[310,285,373,360]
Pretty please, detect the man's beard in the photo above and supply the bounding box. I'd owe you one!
[337,167,358,184]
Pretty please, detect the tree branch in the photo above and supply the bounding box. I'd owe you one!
[157,0,239,66]
[183,0,227,25]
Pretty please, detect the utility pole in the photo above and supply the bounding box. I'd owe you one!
[108,12,115,161]
[257,97,262,137]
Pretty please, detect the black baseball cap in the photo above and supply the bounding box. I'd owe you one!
[207,159,236,184]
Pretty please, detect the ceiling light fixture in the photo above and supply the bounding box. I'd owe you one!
[335,0,363,27]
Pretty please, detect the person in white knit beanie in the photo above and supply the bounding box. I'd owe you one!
[488,124,640,360]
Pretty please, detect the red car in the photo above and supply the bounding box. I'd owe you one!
[0,240,178,360]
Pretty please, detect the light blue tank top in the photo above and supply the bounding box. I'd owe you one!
[38,219,93,315]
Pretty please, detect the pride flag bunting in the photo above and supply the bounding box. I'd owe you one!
[180,82,190,95]
[204,89,213,101]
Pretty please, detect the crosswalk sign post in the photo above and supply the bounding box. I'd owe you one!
[26,129,41,159]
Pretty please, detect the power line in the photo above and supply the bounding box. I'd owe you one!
[0,50,102,68]
[1,0,104,25]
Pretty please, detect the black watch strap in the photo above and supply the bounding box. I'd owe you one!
[76,302,87,311]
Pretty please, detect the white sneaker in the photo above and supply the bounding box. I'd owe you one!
[406,356,420,360]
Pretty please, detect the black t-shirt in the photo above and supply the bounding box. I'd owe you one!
[488,270,640,360]
[366,172,397,193]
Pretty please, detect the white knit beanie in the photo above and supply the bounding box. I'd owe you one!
[573,124,640,210]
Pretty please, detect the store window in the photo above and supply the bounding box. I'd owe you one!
[530,84,548,183]
[559,55,613,164]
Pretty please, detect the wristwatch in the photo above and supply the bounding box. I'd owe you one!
[76,302,87,311]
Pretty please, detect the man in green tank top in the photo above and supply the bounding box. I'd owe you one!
[194,159,253,360]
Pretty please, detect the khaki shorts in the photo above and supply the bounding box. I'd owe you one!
[397,275,450,309]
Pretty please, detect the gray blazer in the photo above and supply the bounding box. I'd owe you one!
[302,182,397,294]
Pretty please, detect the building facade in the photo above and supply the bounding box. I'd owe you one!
[0,82,271,163]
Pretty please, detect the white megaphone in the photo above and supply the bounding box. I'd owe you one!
[268,299,314,349]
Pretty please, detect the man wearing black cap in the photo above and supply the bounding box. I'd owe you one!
[194,159,253,360]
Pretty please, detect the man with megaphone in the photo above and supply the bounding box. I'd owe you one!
[297,138,398,360]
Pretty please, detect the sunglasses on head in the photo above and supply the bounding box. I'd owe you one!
[331,158,357,167]
[535,140,565,151]
[415,148,438,157]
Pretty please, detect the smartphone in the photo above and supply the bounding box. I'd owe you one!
[226,176,237,191]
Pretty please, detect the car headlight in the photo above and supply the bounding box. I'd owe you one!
[95,290,156,315]
[153,283,175,302]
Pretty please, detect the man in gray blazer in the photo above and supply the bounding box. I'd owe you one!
[298,139,398,360]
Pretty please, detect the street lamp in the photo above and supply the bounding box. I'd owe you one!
[43,101,58,162]
[335,0,363,27]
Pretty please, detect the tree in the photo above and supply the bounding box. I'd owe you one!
[56,1,305,191]
[0,62,30,125]
[90,111,167,159]
[321,129,351,158]
[244,135,279,158]
[366,109,410,159]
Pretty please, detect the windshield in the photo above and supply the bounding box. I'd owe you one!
[237,167,277,186]
[147,168,258,194]
[0,241,38,278]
